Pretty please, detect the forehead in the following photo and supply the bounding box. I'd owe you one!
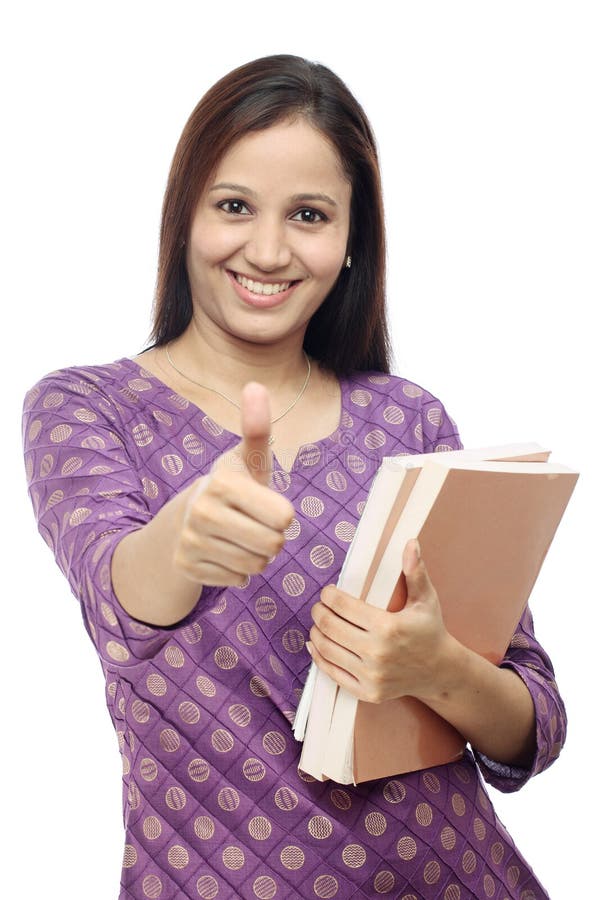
[211,119,351,196]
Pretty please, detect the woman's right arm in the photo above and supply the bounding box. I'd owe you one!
[111,383,294,628]
[24,372,292,663]
[111,479,202,628]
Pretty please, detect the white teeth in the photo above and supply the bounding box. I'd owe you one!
[234,272,292,295]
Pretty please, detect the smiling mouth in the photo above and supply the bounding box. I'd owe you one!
[229,270,300,296]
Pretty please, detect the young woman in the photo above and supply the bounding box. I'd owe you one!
[22,54,564,899]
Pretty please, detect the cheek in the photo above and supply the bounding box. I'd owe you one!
[189,222,240,268]
[302,237,347,280]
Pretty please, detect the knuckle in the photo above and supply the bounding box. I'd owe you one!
[249,555,268,575]
[321,584,338,607]
[369,667,385,686]
[207,470,230,498]
[366,682,385,704]
[181,525,204,554]
[379,619,398,643]
[318,607,334,631]
[188,493,213,527]
[174,533,193,564]
[269,534,285,556]
[239,556,257,576]
[173,553,197,581]
[276,498,295,528]
[276,516,292,534]
[369,647,386,666]
[172,547,187,573]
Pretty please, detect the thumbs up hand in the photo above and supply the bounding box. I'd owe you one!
[174,383,295,587]
[237,381,273,487]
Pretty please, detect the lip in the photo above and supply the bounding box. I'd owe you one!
[226,269,301,309]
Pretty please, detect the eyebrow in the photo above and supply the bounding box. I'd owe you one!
[209,182,338,208]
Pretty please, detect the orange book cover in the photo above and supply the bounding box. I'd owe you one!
[320,457,579,784]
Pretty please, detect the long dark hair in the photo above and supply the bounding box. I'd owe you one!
[150,54,392,376]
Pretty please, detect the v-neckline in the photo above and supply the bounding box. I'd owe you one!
[119,355,352,475]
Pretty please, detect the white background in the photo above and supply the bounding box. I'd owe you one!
[3,1,598,897]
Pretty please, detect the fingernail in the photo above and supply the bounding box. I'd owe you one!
[405,538,421,575]
[306,641,314,657]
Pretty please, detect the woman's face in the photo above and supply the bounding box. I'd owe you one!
[185,117,352,348]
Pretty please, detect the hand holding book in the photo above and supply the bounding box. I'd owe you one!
[308,537,537,770]
[308,539,449,706]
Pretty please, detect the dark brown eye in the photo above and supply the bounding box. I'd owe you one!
[219,200,250,215]
[293,208,327,224]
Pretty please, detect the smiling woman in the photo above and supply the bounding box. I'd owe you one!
[22,54,565,900]
[149,54,388,374]
[178,118,351,352]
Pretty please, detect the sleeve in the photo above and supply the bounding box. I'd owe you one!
[472,605,567,793]
[22,370,184,671]
[421,391,463,453]
[414,385,566,792]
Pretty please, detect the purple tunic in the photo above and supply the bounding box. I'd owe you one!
[22,357,565,900]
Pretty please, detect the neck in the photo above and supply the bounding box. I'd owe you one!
[168,318,311,396]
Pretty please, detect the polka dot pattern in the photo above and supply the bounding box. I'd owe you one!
[22,358,562,899]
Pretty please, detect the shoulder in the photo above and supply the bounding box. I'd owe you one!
[23,357,137,407]
[22,358,147,455]
[345,370,447,408]
[22,357,163,433]
[344,370,462,454]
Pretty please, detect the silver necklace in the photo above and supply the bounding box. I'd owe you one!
[165,343,312,445]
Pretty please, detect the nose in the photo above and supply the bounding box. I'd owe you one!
[243,216,292,272]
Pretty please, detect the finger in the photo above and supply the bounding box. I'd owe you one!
[311,597,370,655]
[306,641,367,699]
[309,622,359,666]
[177,557,249,587]
[402,538,421,575]
[195,533,272,577]
[194,468,294,532]
[402,538,432,602]
[192,501,287,559]
[318,584,374,630]
[239,382,272,486]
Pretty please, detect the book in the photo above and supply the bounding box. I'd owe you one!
[293,443,553,757]
[294,444,578,784]
[293,443,551,750]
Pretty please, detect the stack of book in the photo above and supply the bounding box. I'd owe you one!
[293,443,578,784]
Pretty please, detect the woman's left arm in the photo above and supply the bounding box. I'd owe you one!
[308,539,544,771]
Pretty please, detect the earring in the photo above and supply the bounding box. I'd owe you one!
[345,255,352,269]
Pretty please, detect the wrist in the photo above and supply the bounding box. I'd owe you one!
[415,631,470,705]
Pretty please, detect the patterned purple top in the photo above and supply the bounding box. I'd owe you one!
[22,357,566,900]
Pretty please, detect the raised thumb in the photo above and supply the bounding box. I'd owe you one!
[238,382,272,486]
